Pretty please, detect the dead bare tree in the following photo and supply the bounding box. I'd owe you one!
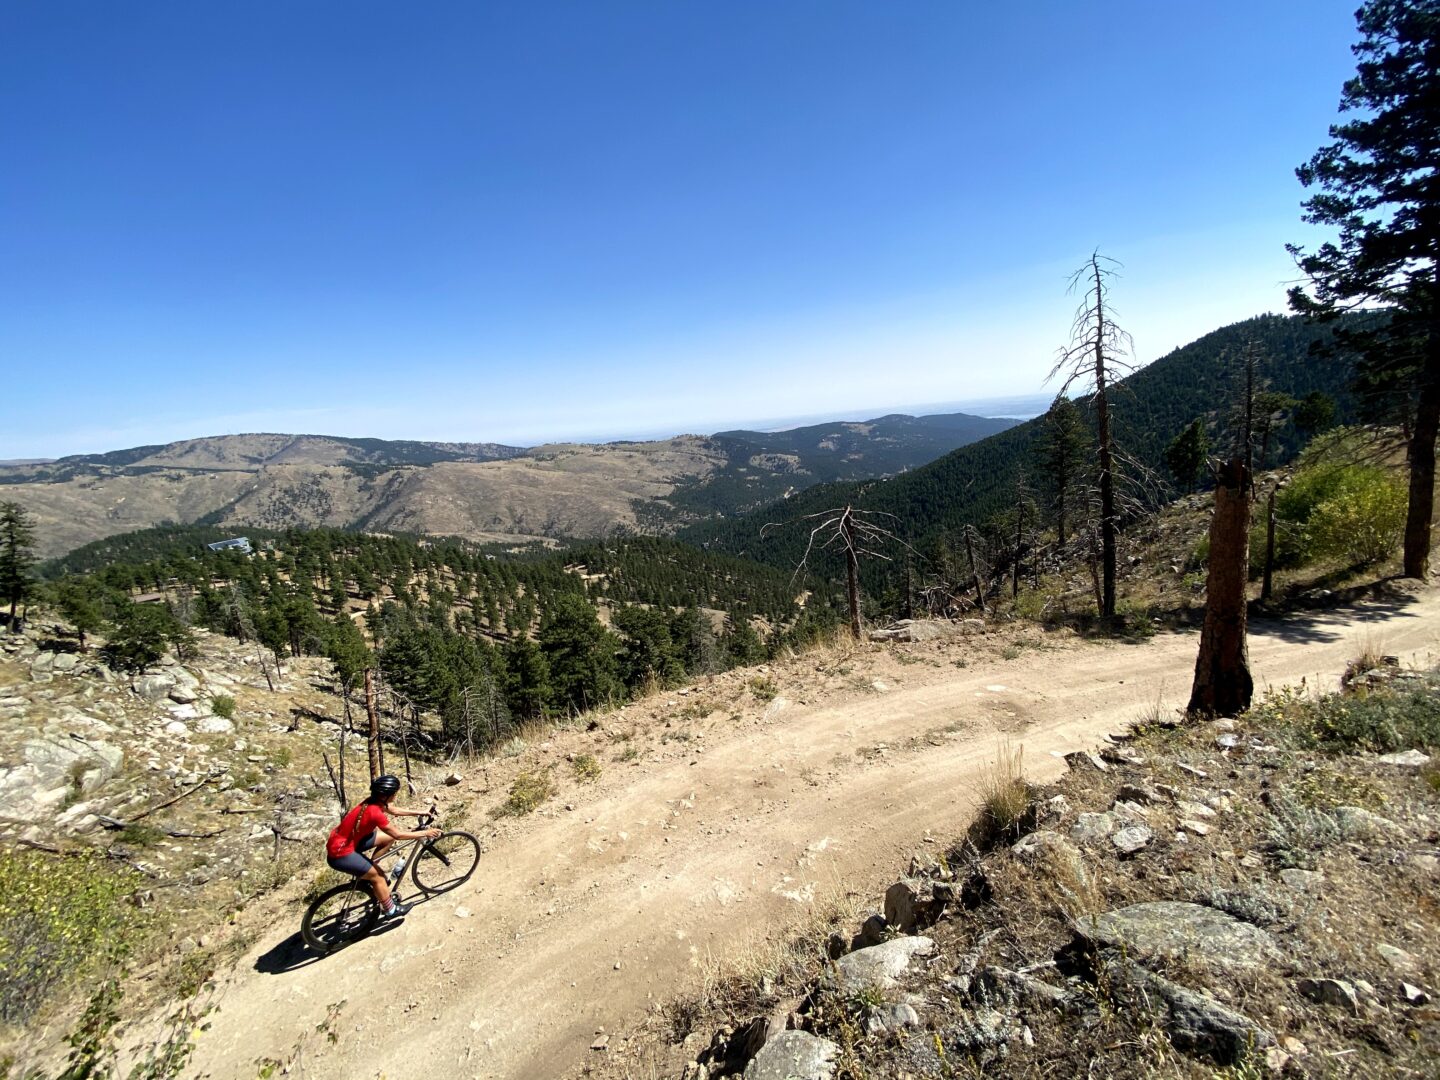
[1049,253,1136,620]
[364,667,382,781]
[766,506,911,640]
[1188,458,1254,717]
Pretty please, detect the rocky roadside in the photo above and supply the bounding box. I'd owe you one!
[579,666,1440,1079]
[0,618,353,1051]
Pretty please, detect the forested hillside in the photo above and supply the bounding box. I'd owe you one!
[39,525,836,755]
[682,313,1368,591]
[640,412,1018,525]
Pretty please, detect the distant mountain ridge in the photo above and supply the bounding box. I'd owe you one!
[1,412,1014,559]
[682,312,1370,580]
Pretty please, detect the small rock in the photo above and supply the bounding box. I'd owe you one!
[1064,750,1108,772]
[1333,805,1402,840]
[454,906,472,918]
[864,1002,921,1036]
[1377,749,1430,767]
[1377,943,1417,971]
[744,1031,839,1080]
[1069,811,1119,844]
[1116,782,1163,805]
[1215,734,1240,749]
[52,652,80,673]
[1178,819,1211,837]
[1279,868,1324,892]
[443,771,463,786]
[590,1035,609,1051]
[1175,799,1217,819]
[884,880,921,933]
[1177,762,1209,779]
[1296,977,1360,1015]
[830,937,934,995]
[1111,824,1153,855]
[1402,982,1431,1005]
[195,716,234,734]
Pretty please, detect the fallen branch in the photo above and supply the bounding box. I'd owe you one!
[127,770,226,823]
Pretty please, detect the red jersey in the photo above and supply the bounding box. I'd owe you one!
[326,801,390,858]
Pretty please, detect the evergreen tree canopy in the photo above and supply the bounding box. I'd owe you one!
[1288,0,1440,575]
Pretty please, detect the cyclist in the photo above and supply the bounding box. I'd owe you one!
[325,775,441,919]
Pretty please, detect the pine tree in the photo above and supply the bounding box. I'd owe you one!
[1288,0,1440,577]
[0,501,37,628]
[1165,419,1210,493]
[504,633,551,722]
[537,595,620,716]
[1034,395,1091,546]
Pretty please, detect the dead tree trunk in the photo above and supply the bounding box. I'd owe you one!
[365,667,381,781]
[964,527,986,614]
[1188,458,1254,717]
[841,510,862,640]
[1262,484,1278,603]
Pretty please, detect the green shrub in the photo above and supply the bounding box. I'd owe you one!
[1265,444,1405,569]
[748,676,778,702]
[494,769,555,816]
[116,822,165,847]
[0,850,141,1023]
[571,754,601,783]
[1309,473,1406,564]
[209,694,236,720]
[1281,681,1440,753]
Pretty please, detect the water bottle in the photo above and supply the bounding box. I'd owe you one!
[391,858,406,882]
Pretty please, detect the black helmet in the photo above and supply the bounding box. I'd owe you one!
[370,775,401,800]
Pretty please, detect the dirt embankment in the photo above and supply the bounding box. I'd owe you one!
[182,589,1439,1080]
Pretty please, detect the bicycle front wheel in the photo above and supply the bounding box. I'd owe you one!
[302,882,380,955]
[410,831,481,895]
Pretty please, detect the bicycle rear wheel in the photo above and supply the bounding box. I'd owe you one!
[302,882,380,955]
[410,831,481,895]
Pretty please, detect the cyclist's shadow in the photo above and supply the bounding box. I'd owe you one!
[253,919,403,975]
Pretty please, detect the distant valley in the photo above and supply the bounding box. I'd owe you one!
[1,413,1016,559]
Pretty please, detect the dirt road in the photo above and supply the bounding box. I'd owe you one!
[187,591,1439,1079]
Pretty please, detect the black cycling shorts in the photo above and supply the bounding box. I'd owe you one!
[327,830,377,877]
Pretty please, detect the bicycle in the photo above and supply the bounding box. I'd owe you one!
[301,804,481,956]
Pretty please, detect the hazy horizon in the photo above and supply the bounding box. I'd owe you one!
[4,3,1358,459]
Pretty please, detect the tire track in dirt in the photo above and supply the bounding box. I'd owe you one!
[188,592,1439,1079]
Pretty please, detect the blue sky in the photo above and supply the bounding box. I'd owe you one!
[2,2,1362,458]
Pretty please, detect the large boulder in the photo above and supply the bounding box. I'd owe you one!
[133,673,177,702]
[0,735,123,822]
[1108,956,1274,1063]
[1074,902,1282,972]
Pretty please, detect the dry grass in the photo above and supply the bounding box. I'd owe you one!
[668,879,867,1037]
[976,740,1029,843]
